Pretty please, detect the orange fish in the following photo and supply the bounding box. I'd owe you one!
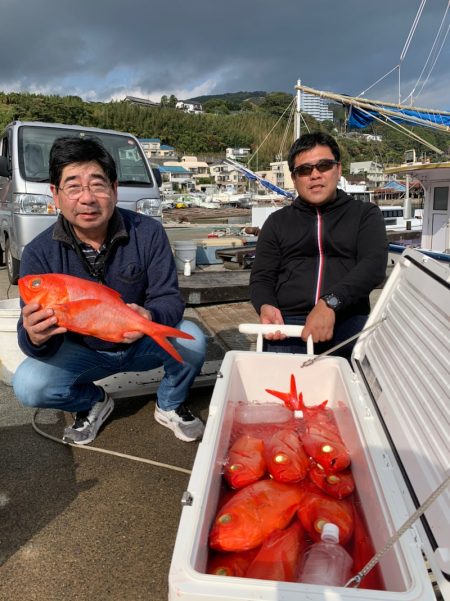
[245,521,307,582]
[297,486,354,545]
[18,273,193,363]
[309,464,355,499]
[266,374,350,473]
[209,479,305,552]
[265,429,310,483]
[223,435,266,489]
[207,549,258,577]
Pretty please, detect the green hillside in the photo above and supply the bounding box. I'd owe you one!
[1,90,448,172]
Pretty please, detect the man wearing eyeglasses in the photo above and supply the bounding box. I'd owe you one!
[14,136,206,445]
[250,131,388,359]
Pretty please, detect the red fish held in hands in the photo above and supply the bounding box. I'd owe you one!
[223,435,266,489]
[18,273,193,363]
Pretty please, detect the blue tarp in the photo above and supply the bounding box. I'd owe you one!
[348,105,450,129]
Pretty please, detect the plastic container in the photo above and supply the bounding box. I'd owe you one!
[0,298,25,385]
[300,523,353,587]
[173,241,197,273]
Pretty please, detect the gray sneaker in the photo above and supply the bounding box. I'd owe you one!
[154,403,204,442]
[63,392,114,445]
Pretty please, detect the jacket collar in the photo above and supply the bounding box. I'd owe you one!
[52,208,129,247]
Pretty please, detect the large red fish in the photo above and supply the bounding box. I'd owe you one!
[245,521,306,582]
[223,435,266,489]
[18,273,193,363]
[264,429,310,483]
[209,479,305,552]
[266,374,350,473]
[309,464,355,499]
[207,549,258,577]
[296,486,354,545]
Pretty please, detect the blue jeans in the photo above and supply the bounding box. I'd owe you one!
[263,314,368,361]
[13,319,206,413]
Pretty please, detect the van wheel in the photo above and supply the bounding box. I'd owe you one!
[5,239,20,285]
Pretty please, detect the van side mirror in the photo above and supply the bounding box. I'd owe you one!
[152,167,162,187]
[0,156,10,177]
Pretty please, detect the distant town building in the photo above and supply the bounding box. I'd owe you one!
[159,165,193,192]
[164,156,209,190]
[350,161,385,187]
[124,96,159,108]
[176,101,203,114]
[139,138,177,161]
[226,147,251,160]
[301,92,334,122]
[210,160,247,190]
[257,160,294,193]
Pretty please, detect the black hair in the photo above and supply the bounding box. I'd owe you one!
[49,136,117,187]
[287,132,341,172]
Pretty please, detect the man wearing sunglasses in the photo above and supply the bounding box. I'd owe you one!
[250,131,388,359]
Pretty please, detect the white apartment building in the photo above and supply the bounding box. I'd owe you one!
[139,138,177,160]
[301,92,334,122]
[210,161,247,190]
[226,147,251,160]
[175,101,203,114]
[164,156,210,190]
[350,161,385,186]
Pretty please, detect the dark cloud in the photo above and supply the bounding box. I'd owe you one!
[1,0,449,108]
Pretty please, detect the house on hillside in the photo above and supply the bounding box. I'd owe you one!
[139,138,177,161]
[159,165,194,192]
[164,156,209,190]
[176,101,203,114]
[124,96,159,108]
[210,161,247,191]
[350,161,385,187]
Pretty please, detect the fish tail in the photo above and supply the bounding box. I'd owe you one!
[142,321,194,363]
[266,374,304,411]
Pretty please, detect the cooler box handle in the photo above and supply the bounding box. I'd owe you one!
[238,323,314,354]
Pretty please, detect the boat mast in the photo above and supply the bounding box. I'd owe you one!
[295,79,301,140]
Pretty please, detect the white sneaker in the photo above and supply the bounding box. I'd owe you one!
[63,391,114,445]
[154,403,204,442]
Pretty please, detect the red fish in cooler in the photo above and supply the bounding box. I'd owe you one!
[266,374,351,473]
[209,479,305,552]
[207,549,258,577]
[245,521,307,582]
[309,464,355,499]
[223,435,266,489]
[18,273,193,363]
[264,429,310,483]
[297,487,354,545]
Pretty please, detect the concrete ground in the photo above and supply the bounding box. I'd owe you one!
[0,265,382,601]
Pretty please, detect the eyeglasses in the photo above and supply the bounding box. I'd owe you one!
[58,181,111,200]
[292,159,339,178]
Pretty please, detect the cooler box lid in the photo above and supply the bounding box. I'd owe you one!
[352,248,449,581]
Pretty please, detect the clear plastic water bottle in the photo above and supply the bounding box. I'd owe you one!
[300,522,353,587]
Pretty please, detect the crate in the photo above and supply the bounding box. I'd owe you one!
[169,249,450,601]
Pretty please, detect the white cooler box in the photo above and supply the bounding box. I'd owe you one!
[169,249,450,601]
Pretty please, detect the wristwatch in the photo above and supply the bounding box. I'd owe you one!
[320,293,342,312]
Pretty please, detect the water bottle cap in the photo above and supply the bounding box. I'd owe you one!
[321,522,339,542]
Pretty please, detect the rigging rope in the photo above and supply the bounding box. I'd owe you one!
[403,1,450,104]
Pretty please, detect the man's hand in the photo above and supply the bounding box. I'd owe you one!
[259,304,286,341]
[122,303,152,343]
[302,299,335,343]
[22,302,67,347]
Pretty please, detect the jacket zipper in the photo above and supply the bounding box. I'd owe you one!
[314,208,324,304]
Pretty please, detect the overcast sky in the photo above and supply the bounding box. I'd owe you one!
[1,0,449,109]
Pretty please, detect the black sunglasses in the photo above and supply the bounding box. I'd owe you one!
[292,159,339,177]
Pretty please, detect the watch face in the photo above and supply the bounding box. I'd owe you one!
[324,294,340,309]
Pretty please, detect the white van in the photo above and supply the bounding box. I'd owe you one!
[0,121,162,283]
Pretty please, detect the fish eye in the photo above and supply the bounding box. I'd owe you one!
[30,278,41,288]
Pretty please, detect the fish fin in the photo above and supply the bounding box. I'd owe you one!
[266,374,304,411]
[141,321,194,363]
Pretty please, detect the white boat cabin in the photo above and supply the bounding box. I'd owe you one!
[386,162,450,253]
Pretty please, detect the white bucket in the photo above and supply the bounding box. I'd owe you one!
[173,241,197,273]
[0,298,25,386]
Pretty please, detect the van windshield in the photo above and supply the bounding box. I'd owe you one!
[18,125,153,186]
